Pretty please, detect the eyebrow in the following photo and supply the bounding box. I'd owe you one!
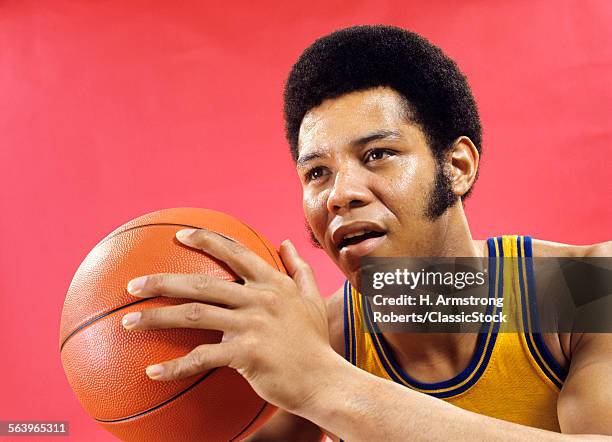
[296,129,402,167]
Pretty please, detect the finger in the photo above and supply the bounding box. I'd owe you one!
[122,302,236,332]
[146,343,233,381]
[127,273,247,307]
[280,240,319,297]
[176,228,276,282]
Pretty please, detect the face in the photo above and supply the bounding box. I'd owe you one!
[296,87,454,283]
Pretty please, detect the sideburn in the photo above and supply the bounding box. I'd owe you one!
[425,160,457,219]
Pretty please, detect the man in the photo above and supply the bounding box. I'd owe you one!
[121,26,612,440]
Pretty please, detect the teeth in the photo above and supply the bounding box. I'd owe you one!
[344,230,368,240]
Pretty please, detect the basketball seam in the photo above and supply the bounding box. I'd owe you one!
[98,220,281,272]
[230,402,272,441]
[100,223,205,246]
[237,220,283,271]
[59,297,151,352]
[94,368,219,423]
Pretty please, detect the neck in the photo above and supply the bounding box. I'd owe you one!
[382,202,488,383]
[426,202,486,258]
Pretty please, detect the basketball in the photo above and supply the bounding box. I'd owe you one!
[59,208,282,441]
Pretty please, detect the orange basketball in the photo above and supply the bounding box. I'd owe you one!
[59,208,281,441]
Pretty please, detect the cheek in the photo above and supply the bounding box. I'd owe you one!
[377,157,435,219]
[378,158,420,203]
[302,191,328,233]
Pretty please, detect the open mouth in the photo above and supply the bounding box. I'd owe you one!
[338,230,386,250]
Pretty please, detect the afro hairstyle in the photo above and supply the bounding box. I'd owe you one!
[283,25,482,198]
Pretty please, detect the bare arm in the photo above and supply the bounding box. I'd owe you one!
[557,241,612,434]
[558,333,612,434]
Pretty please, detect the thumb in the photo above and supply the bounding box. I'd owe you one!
[280,240,319,297]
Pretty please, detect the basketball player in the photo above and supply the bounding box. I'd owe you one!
[121,26,612,440]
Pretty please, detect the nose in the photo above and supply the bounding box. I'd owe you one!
[326,166,371,214]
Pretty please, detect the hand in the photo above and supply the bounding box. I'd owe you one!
[122,228,337,414]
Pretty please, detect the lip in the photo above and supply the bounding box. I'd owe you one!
[338,233,387,260]
[330,220,387,252]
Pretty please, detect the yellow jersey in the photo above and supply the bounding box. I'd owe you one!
[343,235,567,431]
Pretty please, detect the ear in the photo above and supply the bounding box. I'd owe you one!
[447,136,479,198]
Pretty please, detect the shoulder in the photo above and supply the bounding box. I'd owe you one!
[530,238,612,257]
[530,238,611,368]
[325,283,347,358]
[474,237,612,257]
[548,239,612,434]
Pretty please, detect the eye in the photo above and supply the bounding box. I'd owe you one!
[364,148,395,163]
[305,166,328,182]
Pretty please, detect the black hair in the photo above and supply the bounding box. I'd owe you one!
[283,25,482,199]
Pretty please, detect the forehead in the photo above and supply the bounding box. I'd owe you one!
[298,87,409,155]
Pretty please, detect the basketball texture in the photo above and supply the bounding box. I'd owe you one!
[59,208,282,441]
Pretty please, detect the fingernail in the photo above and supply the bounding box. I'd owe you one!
[146,364,164,379]
[122,312,141,328]
[176,229,197,241]
[127,277,147,295]
[284,240,296,253]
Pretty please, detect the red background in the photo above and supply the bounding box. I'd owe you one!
[1,1,610,440]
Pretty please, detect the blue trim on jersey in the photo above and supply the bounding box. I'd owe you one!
[343,280,357,365]
[343,280,351,363]
[348,282,356,365]
[357,237,502,398]
[517,236,567,388]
